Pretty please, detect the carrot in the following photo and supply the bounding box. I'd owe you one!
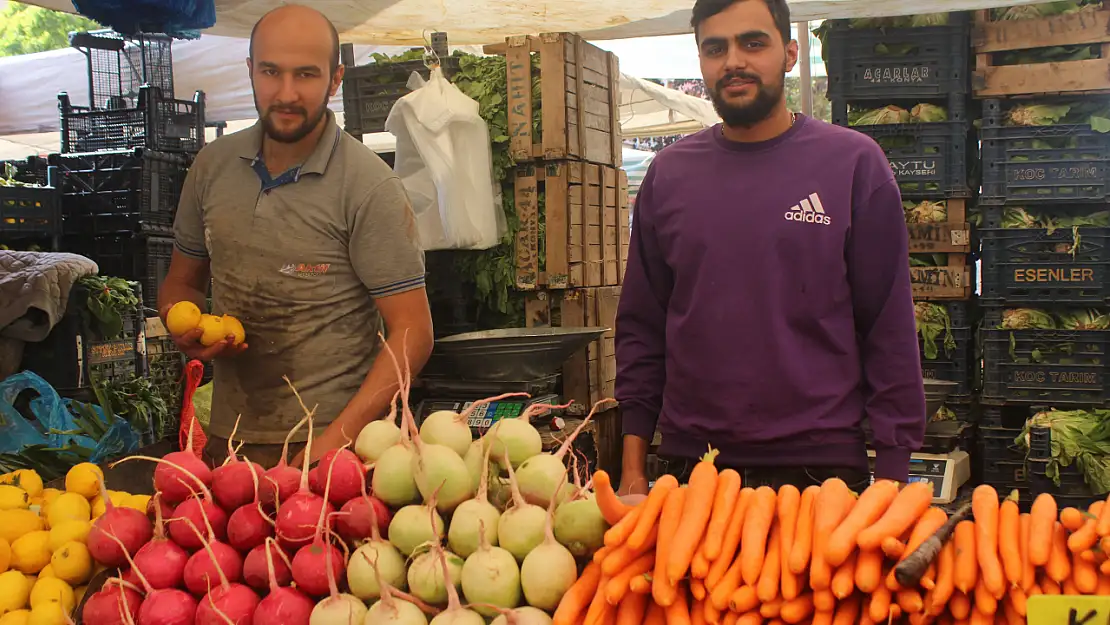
[868,583,892,623]
[788,485,820,574]
[881,537,906,559]
[826,479,899,567]
[653,486,686,607]
[741,486,778,586]
[969,606,992,625]
[664,583,692,625]
[953,520,978,594]
[831,594,861,625]
[948,590,971,620]
[926,540,956,616]
[971,485,1005,599]
[583,573,613,625]
[778,593,814,624]
[760,598,784,620]
[603,529,658,576]
[857,481,934,551]
[757,521,783,602]
[616,591,649,625]
[777,484,802,600]
[1096,492,1110,536]
[593,470,634,524]
[735,613,761,625]
[1060,507,1084,532]
[1067,500,1104,554]
[704,602,721,625]
[629,574,651,595]
[897,589,924,614]
[1045,522,1072,584]
[721,612,739,625]
[830,550,856,599]
[1008,585,1027,617]
[606,552,655,605]
[1028,493,1057,567]
[810,610,834,625]
[708,488,753,588]
[1000,593,1022,625]
[858,601,876,625]
[810,478,854,591]
[855,548,884,593]
[1096,573,1110,595]
[888,506,950,590]
[628,474,677,549]
[997,497,1021,589]
[554,560,603,625]
[728,585,759,614]
[711,557,745,612]
[667,448,720,585]
[1041,576,1061,595]
[605,505,643,547]
[1019,513,1034,592]
[1063,577,1080,596]
[691,540,711,580]
[644,602,666,625]
[690,578,707,601]
[973,579,996,616]
[690,599,707,625]
[812,589,835,612]
[703,469,742,559]
[593,544,614,564]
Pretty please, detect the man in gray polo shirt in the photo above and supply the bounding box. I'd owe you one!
[159,5,434,465]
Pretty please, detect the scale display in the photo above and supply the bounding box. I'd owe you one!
[415,394,563,433]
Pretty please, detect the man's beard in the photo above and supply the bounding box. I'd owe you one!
[257,94,330,144]
[709,69,785,129]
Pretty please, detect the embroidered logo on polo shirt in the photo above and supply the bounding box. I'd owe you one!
[280,263,332,278]
[784,192,831,226]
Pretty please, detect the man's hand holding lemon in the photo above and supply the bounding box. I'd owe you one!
[163,301,248,360]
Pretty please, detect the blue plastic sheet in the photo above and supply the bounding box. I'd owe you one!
[70,0,214,38]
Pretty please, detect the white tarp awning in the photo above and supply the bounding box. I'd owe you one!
[22,0,1047,44]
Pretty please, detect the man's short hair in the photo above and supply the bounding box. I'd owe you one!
[691,0,792,44]
[248,9,342,75]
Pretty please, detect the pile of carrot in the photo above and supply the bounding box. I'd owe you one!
[552,447,1110,625]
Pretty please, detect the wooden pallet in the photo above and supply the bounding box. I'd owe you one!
[523,286,620,413]
[486,33,622,167]
[972,8,1110,97]
[514,160,629,290]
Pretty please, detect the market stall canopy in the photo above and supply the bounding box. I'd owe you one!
[24,0,1050,44]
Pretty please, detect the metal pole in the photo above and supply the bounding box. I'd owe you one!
[797,21,813,117]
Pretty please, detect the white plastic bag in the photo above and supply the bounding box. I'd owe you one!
[385,66,505,250]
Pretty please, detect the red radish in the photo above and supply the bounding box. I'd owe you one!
[291,458,347,597]
[166,474,229,551]
[226,464,273,553]
[252,537,313,625]
[132,494,190,590]
[145,419,214,505]
[335,462,391,543]
[242,541,292,592]
[88,472,155,568]
[274,378,334,549]
[149,493,175,521]
[308,448,370,505]
[211,417,266,511]
[81,578,144,625]
[178,517,244,596]
[102,527,199,625]
[260,415,308,509]
[191,516,260,625]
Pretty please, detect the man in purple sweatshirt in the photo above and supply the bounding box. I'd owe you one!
[615,0,926,495]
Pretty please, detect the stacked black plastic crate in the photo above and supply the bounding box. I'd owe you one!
[0,158,61,253]
[823,14,981,468]
[972,7,1110,508]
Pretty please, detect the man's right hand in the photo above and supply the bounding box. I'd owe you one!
[170,327,249,361]
[617,471,650,500]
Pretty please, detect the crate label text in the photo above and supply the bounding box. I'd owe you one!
[508,59,531,141]
[1011,370,1100,385]
[890,158,939,177]
[863,66,932,84]
[1009,165,1101,182]
[1013,268,1095,283]
[87,340,135,365]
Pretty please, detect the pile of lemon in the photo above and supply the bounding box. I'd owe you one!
[0,464,149,623]
[165,301,246,348]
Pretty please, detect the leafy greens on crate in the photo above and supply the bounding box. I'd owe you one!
[996,308,1109,361]
[76,275,140,340]
[904,200,947,224]
[1006,101,1110,133]
[1018,407,1110,495]
[811,13,952,61]
[848,104,948,126]
[992,1,1101,21]
[914,303,957,360]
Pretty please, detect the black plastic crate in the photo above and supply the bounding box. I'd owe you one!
[822,14,972,101]
[19,283,145,392]
[832,93,971,127]
[341,54,461,137]
[0,171,61,242]
[59,86,205,154]
[979,225,1110,305]
[68,234,173,311]
[982,460,1026,490]
[50,148,189,236]
[145,330,185,417]
[979,100,1110,204]
[1,156,49,185]
[843,121,972,198]
[1027,426,1108,500]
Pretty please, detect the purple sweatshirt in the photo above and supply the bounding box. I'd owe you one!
[615,115,926,482]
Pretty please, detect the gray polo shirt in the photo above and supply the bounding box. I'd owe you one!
[173,111,425,444]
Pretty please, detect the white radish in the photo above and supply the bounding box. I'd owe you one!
[420,392,528,458]
[372,336,421,507]
[460,520,520,618]
[345,475,406,602]
[514,400,606,506]
[496,455,546,562]
[489,607,553,625]
[389,486,445,558]
[427,545,483,625]
[553,495,608,557]
[447,443,501,558]
[407,548,463,607]
[462,441,486,495]
[410,428,474,515]
[519,480,578,611]
[354,357,402,463]
[362,550,434,625]
[488,402,570,469]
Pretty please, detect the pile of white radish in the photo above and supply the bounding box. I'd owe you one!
[75,334,615,625]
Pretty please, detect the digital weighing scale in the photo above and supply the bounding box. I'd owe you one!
[413,327,609,437]
[866,380,972,504]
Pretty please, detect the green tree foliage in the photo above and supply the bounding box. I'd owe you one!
[0,1,102,57]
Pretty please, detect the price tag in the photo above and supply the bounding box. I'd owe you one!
[1027,595,1110,625]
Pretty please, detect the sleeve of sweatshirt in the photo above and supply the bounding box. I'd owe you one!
[615,163,673,441]
[847,157,927,482]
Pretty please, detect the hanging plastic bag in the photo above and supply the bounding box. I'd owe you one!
[385,65,506,250]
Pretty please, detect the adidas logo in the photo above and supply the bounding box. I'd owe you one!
[784,192,831,226]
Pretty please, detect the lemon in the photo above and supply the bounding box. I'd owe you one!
[46,522,89,553]
[166,301,203,336]
[0,472,41,500]
[121,494,150,514]
[222,315,247,346]
[0,611,29,625]
[0,539,9,574]
[0,570,31,613]
[45,494,89,528]
[10,533,49,575]
[28,578,72,613]
[63,464,102,501]
[0,488,28,512]
[37,492,59,507]
[26,602,65,625]
[0,512,43,546]
[48,543,89,587]
[32,567,49,581]
[198,314,226,347]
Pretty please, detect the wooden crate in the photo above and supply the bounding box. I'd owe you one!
[911,261,973,300]
[490,32,622,167]
[514,160,629,290]
[907,198,971,254]
[523,286,620,414]
[972,8,1110,97]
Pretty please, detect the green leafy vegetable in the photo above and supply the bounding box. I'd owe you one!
[904,200,947,224]
[915,302,956,360]
[999,308,1057,330]
[1018,407,1110,495]
[75,276,140,340]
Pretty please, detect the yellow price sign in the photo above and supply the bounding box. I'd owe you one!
[1028,595,1110,625]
